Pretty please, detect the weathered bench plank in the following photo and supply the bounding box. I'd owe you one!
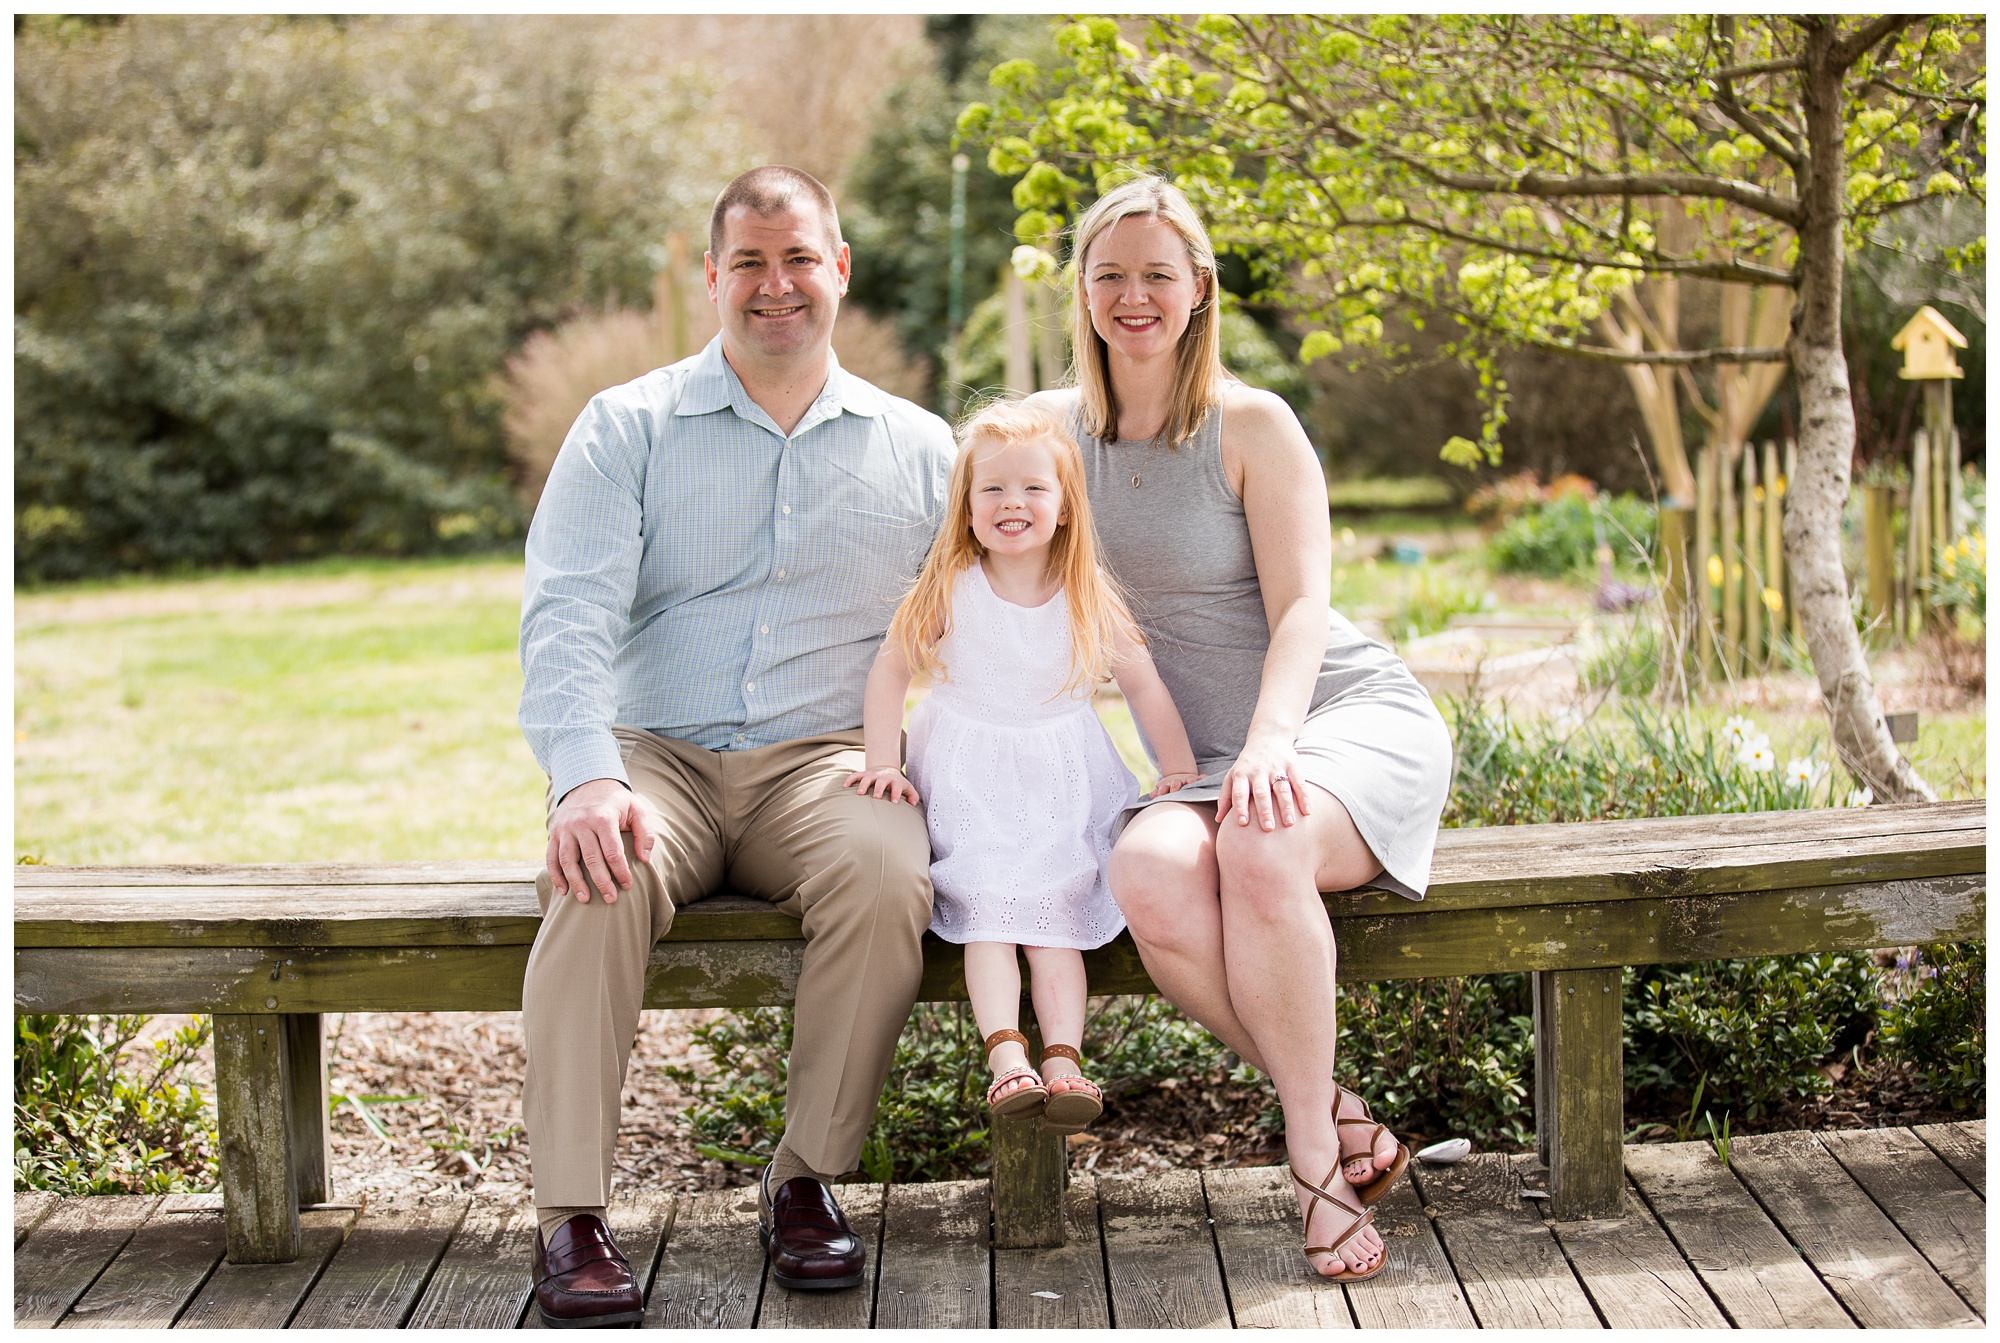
[18,873,1980,1018]
[13,802,1984,1267]
[16,802,1981,949]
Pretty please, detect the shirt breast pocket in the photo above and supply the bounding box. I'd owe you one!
[834,507,935,625]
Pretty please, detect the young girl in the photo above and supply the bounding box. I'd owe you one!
[845,400,1200,1133]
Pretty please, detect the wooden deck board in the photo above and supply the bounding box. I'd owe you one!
[873,1180,989,1329]
[54,1195,224,1330]
[1819,1127,1984,1318]
[285,1194,468,1330]
[15,1193,61,1248]
[1201,1166,1353,1329]
[1915,1120,1986,1197]
[1624,1140,1853,1328]
[647,1186,765,1329]
[1342,1171,1478,1329]
[14,1194,161,1329]
[1412,1154,1600,1328]
[173,1208,356,1329]
[403,1193,537,1330]
[755,1183,883,1330]
[993,1175,1112,1329]
[1731,1130,1980,1328]
[1098,1168,1232,1328]
[1550,1179,1730,1328]
[13,1126,1991,1328]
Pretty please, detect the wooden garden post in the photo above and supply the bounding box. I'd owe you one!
[1763,441,1785,656]
[1694,446,1719,680]
[1892,306,1967,633]
[1864,485,1897,643]
[1742,449,1764,670]
[1657,504,1692,700]
[1785,439,1804,645]
[1718,445,1740,676]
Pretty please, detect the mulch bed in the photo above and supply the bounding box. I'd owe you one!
[110,1004,1979,1205]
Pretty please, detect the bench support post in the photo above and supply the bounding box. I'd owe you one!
[283,1013,332,1205]
[990,1006,1066,1248]
[1533,967,1626,1220]
[214,1013,302,1263]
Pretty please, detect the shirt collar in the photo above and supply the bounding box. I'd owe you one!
[676,336,889,423]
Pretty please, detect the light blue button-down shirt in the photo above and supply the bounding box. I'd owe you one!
[520,336,955,802]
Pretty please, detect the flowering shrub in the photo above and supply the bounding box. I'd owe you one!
[1927,529,1986,621]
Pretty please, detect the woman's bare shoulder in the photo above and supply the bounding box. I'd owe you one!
[1221,381,1301,431]
[1220,383,1313,462]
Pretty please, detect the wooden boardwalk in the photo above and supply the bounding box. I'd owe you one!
[17,1123,1983,1329]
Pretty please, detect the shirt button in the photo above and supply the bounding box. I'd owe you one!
[745,682,755,693]
[760,625,770,635]
[781,505,791,515]
[775,568,787,579]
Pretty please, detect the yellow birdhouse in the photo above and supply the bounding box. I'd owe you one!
[1891,304,1967,380]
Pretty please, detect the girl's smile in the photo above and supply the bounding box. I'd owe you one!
[968,436,1067,558]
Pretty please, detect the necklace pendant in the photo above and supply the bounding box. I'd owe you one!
[1132,472,1142,488]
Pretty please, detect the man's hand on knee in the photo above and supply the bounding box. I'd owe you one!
[547,778,658,903]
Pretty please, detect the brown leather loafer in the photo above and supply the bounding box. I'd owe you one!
[759,1168,866,1291]
[531,1213,644,1328]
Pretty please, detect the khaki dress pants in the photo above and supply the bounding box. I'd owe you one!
[521,727,933,1208]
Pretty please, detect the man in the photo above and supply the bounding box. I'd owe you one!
[517,165,953,1327]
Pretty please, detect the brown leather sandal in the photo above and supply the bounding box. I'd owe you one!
[983,1029,1047,1119]
[1334,1084,1410,1206]
[1036,1043,1103,1135]
[1294,1164,1387,1281]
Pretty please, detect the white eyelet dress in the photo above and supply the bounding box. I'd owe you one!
[905,563,1138,949]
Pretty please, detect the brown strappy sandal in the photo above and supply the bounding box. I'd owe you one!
[1294,1163,1388,1282]
[983,1029,1048,1120]
[1036,1043,1103,1135]
[1334,1084,1411,1206]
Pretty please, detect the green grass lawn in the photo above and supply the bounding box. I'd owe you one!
[16,557,548,864]
[14,552,1983,864]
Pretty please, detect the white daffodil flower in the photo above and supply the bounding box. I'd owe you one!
[1724,714,1756,747]
[1785,757,1827,787]
[1845,786,1874,808]
[1742,743,1776,772]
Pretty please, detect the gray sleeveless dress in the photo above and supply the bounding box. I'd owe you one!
[1078,402,1452,899]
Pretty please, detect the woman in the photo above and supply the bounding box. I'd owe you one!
[1027,177,1452,1280]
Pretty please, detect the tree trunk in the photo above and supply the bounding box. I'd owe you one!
[1786,21,1936,802]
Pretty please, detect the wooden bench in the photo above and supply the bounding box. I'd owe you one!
[15,800,1984,1264]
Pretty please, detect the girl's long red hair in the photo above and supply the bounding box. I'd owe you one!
[887,399,1142,698]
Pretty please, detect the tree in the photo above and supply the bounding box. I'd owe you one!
[15,16,743,579]
[967,14,1984,801]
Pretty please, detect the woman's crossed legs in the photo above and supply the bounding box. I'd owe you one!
[1108,788,1395,1277]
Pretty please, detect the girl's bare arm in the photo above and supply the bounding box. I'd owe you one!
[847,641,921,805]
[1111,637,1202,796]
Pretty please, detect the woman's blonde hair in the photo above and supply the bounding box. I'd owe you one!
[888,399,1142,697]
[1069,175,1228,449]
